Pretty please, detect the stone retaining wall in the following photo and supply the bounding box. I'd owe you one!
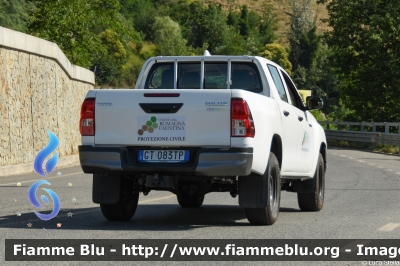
[0,27,94,167]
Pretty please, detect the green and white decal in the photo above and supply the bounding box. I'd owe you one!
[301,131,310,152]
[137,116,186,141]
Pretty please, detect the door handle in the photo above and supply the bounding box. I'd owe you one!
[298,116,304,122]
[283,110,290,116]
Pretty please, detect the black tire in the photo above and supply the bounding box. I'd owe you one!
[245,152,281,225]
[297,153,325,211]
[100,187,139,221]
[177,194,204,208]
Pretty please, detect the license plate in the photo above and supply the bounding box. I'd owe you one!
[138,150,190,163]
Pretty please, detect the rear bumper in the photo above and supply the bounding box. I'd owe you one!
[79,145,253,176]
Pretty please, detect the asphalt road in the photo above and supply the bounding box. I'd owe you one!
[1,147,400,266]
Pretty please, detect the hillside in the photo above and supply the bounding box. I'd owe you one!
[204,0,330,45]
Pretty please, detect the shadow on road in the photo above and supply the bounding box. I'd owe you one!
[0,204,300,230]
[279,207,301,213]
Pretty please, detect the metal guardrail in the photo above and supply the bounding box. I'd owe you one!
[319,121,400,146]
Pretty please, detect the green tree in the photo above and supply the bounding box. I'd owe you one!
[291,25,321,90]
[202,4,230,53]
[319,0,400,122]
[168,2,230,54]
[0,0,35,32]
[239,5,249,37]
[217,28,245,55]
[93,29,127,86]
[168,1,204,50]
[286,0,332,102]
[227,11,239,28]
[310,44,340,114]
[287,0,318,70]
[327,99,357,122]
[165,1,277,55]
[260,43,292,75]
[153,16,188,56]
[296,26,321,70]
[119,0,156,41]
[29,0,131,68]
[258,4,277,46]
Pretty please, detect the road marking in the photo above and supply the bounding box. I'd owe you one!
[340,155,347,157]
[358,160,365,162]
[396,172,400,175]
[348,157,354,159]
[377,166,383,169]
[0,171,85,187]
[378,223,400,232]
[368,163,375,165]
[388,169,393,171]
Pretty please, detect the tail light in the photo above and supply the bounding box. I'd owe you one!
[231,98,255,137]
[80,98,95,136]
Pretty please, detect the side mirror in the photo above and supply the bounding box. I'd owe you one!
[306,96,324,110]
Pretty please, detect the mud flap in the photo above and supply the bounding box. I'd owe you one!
[291,178,315,193]
[92,174,121,204]
[238,174,268,208]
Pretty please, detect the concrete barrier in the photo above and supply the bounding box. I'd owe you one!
[0,27,94,175]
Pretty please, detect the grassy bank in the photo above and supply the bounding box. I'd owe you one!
[328,140,400,155]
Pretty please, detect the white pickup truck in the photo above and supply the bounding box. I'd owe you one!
[79,53,327,225]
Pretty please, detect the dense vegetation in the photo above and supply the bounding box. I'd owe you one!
[319,0,400,122]
[0,0,399,122]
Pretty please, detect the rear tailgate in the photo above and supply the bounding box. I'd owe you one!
[94,89,231,147]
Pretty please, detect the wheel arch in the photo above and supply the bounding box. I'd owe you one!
[270,134,283,169]
[319,142,327,172]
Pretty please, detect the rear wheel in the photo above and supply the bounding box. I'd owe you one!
[245,152,281,225]
[100,181,139,221]
[297,153,325,211]
[177,194,204,208]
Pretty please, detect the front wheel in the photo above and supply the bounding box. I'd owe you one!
[297,153,325,211]
[245,152,281,225]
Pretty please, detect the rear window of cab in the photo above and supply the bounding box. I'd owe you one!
[144,62,263,93]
